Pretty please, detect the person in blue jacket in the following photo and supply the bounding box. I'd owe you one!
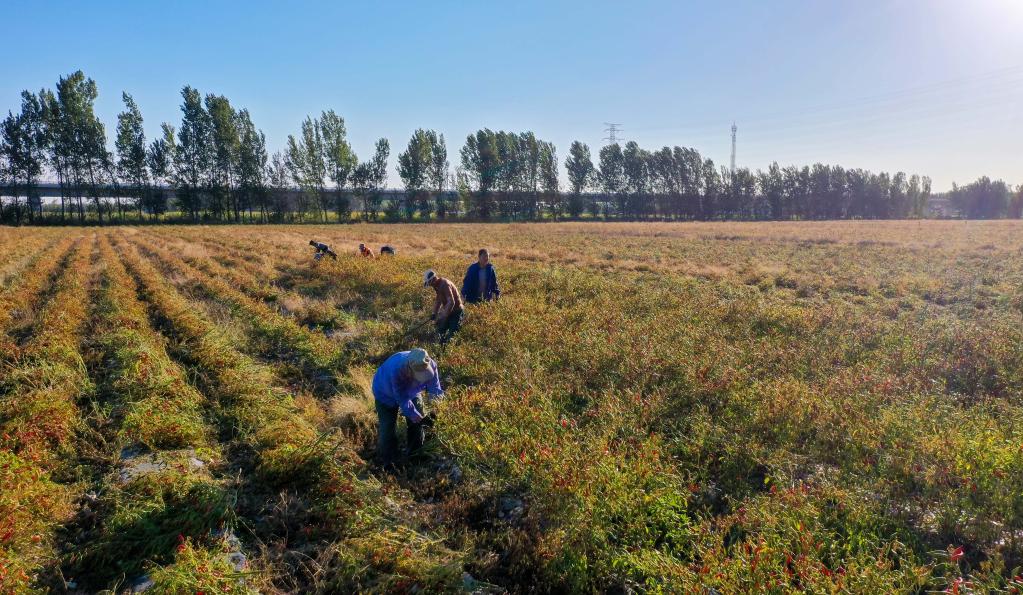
[372,348,444,467]
[461,248,500,304]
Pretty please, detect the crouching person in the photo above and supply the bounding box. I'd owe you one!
[424,269,464,345]
[372,348,443,469]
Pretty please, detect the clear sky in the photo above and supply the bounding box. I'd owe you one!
[2,0,1020,191]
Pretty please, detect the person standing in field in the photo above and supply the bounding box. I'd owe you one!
[461,248,500,304]
[424,269,464,344]
[372,348,444,468]
[359,243,375,258]
[309,240,337,260]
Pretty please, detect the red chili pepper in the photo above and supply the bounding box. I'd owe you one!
[950,546,964,562]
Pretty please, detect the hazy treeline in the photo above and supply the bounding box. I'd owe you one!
[942,178,1022,219]
[1,70,1020,225]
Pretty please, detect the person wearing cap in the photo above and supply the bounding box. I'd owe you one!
[461,248,500,304]
[424,269,464,344]
[309,240,337,260]
[358,243,375,258]
[372,348,444,467]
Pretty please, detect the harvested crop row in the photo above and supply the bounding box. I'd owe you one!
[113,235,467,592]
[0,235,95,593]
[0,231,59,288]
[92,234,214,452]
[64,233,250,593]
[148,229,274,277]
[141,232,287,305]
[128,235,348,384]
[0,228,37,262]
[142,231,353,331]
[0,236,78,361]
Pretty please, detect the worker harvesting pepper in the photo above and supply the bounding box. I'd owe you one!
[371,348,443,468]
[424,269,464,344]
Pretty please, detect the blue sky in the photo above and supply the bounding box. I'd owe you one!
[2,0,1021,191]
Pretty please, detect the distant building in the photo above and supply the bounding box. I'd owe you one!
[926,197,961,218]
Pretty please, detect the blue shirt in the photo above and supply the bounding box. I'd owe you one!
[461,262,500,303]
[371,351,443,419]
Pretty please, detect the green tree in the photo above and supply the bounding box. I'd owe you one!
[598,143,625,218]
[145,123,175,219]
[460,129,500,219]
[115,92,149,221]
[236,109,268,222]
[701,158,721,219]
[68,74,110,223]
[286,116,327,221]
[175,86,213,221]
[539,141,560,219]
[825,166,848,219]
[564,141,594,218]
[364,138,390,221]
[47,72,108,222]
[351,138,390,222]
[759,162,785,219]
[518,132,542,218]
[206,94,240,220]
[0,92,46,224]
[351,162,374,220]
[950,176,1011,218]
[38,88,68,220]
[807,163,834,220]
[889,171,909,219]
[398,129,434,220]
[266,151,291,221]
[675,147,704,219]
[429,132,449,218]
[320,110,357,222]
[1009,185,1023,219]
[622,141,651,217]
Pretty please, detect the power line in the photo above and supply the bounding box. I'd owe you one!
[603,122,622,144]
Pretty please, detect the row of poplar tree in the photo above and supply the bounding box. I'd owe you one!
[2,71,1020,224]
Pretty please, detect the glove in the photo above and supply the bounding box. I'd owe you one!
[422,412,436,428]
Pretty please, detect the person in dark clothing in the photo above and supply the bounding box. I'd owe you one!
[380,245,395,256]
[461,248,500,304]
[309,240,337,260]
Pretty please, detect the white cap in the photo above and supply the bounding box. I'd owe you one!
[423,269,437,286]
[407,348,434,381]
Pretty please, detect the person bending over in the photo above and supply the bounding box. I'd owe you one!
[424,269,464,344]
[371,348,443,468]
[309,240,337,260]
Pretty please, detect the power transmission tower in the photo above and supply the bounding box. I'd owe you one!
[603,123,622,144]
[730,122,737,174]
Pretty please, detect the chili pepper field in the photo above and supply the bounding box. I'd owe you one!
[2,221,1022,593]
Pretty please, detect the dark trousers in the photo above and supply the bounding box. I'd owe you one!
[375,395,424,466]
[436,307,463,344]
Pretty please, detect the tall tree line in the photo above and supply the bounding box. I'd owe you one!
[458,129,559,220]
[2,70,1021,224]
[552,139,941,221]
